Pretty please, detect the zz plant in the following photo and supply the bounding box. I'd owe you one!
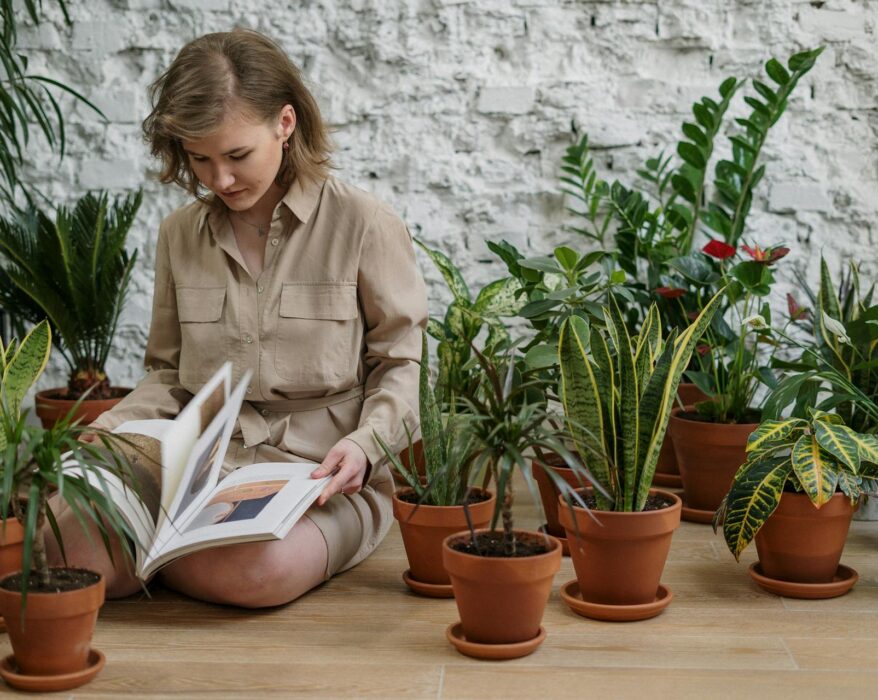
[717,410,878,559]
[558,291,723,511]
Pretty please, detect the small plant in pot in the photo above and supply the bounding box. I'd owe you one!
[556,292,721,621]
[715,409,877,599]
[0,320,141,692]
[439,339,602,660]
[0,190,142,428]
[376,335,496,599]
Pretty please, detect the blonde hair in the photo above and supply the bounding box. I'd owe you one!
[142,29,333,197]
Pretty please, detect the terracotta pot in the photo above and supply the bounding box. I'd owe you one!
[0,569,105,676]
[393,488,495,585]
[669,406,758,512]
[532,454,589,537]
[559,488,681,605]
[35,388,131,429]
[443,529,561,646]
[391,440,426,485]
[654,384,709,487]
[0,519,24,632]
[755,492,855,583]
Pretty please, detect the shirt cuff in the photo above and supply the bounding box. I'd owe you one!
[343,426,389,485]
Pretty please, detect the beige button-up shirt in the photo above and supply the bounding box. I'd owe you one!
[95,175,428,478]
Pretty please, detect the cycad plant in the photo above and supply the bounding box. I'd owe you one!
[717,409,878,560]
[0,190,142,398]
[558,291,722,512]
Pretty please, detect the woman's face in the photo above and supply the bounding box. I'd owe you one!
[181,103,295,212]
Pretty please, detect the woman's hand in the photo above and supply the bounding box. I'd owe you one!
[311,438,369,506]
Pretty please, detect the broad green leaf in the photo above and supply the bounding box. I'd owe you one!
[765,58,791,85]
[426,318,445,340]
[723,455,792,560]
[473,277,524,316]
[837,470,860,501]
[3,319,51,418]
[554,246,578,271]
[813,421,861,471]
[791,434,839,507]
[746,418,806,454]
[609,296,639,511]
[415,240,471,302]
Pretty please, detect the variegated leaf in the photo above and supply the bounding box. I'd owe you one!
[609,296,639,511]
[791,434,839,507]
[415,240,471,302]
[837,469,860,501]
[746,418,807,454]
[474,277,524,316]
[723,455,792,560]
[814,420,861,471]
[810,408,844,424]
[3,320,51,419]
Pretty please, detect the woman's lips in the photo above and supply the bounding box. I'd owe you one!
[222,189,245,198]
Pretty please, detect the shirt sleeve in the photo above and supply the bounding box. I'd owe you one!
[342,204,427,477]
[89,219,190,431]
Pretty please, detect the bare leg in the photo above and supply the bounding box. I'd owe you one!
[158,516,328,608]
[44,495,143,598]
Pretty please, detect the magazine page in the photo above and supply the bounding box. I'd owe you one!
[139,463,330,579]
[110,420,174,524]
[151,370,251,550]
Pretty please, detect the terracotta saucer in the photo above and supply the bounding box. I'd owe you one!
[538,524,570,556]
[748,562,859,599]
[446,622,546,660]
[0,649,105,692]
[680,502,716,524]
[559,579,673,621]
[402,569,454,598]
[652,472,683,489]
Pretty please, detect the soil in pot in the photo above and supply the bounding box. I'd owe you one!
[393,488,495,591]
[0,568,105,680]
[754,491,856,584]
[443,529,561,651]
[35,387,131,429]
[654,383,708,488]
[559,489,681,608]
[669,406,759,516]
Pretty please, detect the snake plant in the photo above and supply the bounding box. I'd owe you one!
[558,291,723,511]
[716,410,878,560]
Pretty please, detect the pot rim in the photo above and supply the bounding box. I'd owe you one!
[442,527,561,561]
[0,567,103,597]
[559,487,682,517]
[669,404,761,427]
[392,487,495,512]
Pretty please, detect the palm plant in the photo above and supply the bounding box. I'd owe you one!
[557,291,723,512]
[0,190,142,398]
[0,320,139,601]
[717,409,878,560]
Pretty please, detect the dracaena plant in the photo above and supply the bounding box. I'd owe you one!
[765,258,878,433]
[716,410,878,560]
[0,320,140,602]
[671,239,794,424]
[561,48,822,332]
[375,333,477,507]
[452,339,606,556]
[416,240,523,409]
[0,190,141,399]
[557,291,723,512]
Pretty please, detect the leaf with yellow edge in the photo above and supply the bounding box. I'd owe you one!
[746,418,807,454]
[791,433,839,507]
[814,420,861,471]
[2,320,52,419]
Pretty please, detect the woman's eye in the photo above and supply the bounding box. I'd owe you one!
[230,153,250,161]
[190,155,207,162]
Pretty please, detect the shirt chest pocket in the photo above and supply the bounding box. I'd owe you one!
[177,286,227,382]
[275,282,360,386]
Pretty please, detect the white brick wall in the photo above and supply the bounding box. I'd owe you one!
[12,0,878,392]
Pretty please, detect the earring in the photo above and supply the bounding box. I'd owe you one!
[282,141,290,152]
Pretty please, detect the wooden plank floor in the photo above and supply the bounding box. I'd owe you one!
[3,484,877,699]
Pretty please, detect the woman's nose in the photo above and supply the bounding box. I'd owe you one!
[212,164,235,191]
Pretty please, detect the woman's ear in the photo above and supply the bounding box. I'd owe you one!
[279,104,296,140]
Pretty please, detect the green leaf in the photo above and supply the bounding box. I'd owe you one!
[554,246,578,271]
[752,80,777,104]
[723,455,792,560]
[519,256,561,274]
[524,343,557,370]
[415,240,471,302]
[677,142,706,169]
[746,418,806,454]
[2,319,51,418]
[765,58,790,85]
[791,434,839,507]
[473,277,524,316]
[813,421,860,471]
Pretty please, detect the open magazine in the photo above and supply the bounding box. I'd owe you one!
[64,363,330,580]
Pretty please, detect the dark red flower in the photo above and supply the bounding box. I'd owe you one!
[655,286,686,299]
[687,310,700,321]
[742,244,790,265]
[786,293,809,321]
[696,343,711,356]
[702,239,737,260]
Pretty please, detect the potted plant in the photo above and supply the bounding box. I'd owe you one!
[715,409,876,599]
[556,292,721,621]
[0,320,141,692]
[376,335,495,598]
[0,190,142,428]
[439,339,601,660]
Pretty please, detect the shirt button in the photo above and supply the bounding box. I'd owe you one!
[246,387,252,395]
[242,333,253,344]
[257,285,264,294]
[270,238,279,247]
[261,409,269,417]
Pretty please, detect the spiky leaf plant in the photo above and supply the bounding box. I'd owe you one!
[716,410,877,560]
[558,291,723,511]
[0,190,141,398]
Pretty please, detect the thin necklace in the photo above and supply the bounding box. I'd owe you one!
[229,210,270,237]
